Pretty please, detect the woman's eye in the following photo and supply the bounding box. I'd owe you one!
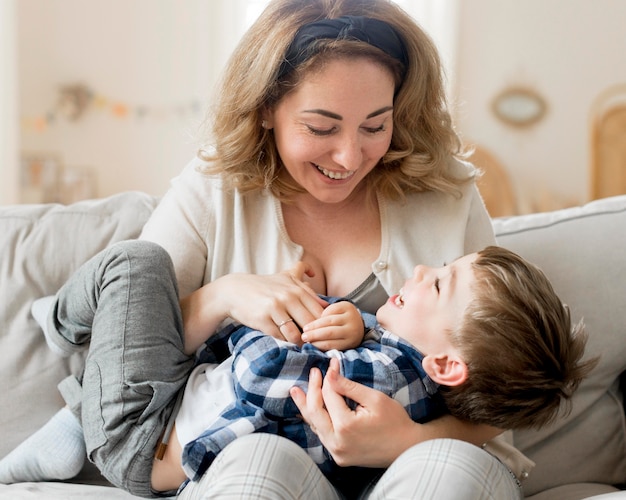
[307,125,335,136]
[434,278,440,293]
[363,124,386,134]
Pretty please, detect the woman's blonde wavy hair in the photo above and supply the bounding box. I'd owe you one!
[199,0,471,202]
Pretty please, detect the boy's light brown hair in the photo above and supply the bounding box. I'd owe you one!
[442,245,597,430]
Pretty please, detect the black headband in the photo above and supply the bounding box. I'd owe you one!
[278,15,409,79]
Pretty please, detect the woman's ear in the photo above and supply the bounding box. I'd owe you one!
[422,354,468,387]
[261,108,274,129]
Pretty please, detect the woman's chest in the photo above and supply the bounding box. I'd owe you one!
[283,209,381,297]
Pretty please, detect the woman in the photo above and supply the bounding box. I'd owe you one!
[145,0,524,498]
[0,0,524,498]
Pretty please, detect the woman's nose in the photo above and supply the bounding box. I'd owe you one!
[332,133,363,170]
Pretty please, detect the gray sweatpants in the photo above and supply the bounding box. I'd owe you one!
[51,240,194,497]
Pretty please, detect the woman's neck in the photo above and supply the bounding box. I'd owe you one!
[288,184,376,222]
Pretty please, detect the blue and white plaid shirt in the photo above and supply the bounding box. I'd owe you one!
[181,300,446,482]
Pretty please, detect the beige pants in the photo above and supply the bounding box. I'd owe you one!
[178,434,522,500]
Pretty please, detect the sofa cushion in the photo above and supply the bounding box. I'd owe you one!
[494,195,626,496]
[0,481,142,499]
[0,191,158,482]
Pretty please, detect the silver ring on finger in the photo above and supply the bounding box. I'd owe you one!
[277,318,295,328]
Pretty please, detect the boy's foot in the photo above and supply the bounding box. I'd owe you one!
[0,407,86,484]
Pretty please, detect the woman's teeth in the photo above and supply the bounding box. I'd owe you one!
[316,164,355,180]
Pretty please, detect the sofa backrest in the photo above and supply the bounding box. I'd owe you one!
[494,195,626,496]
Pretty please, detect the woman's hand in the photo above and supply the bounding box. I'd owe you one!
[290,358,418,467]
[290,358,502,468]
[301,301,364,351]
[181,262,326,353]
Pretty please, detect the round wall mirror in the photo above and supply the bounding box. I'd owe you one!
[492,87,547,127]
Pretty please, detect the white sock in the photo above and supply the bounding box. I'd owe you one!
[0,407,86,484]
[31,296,73,358]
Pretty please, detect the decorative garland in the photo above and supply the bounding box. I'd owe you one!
[21,83,204,133]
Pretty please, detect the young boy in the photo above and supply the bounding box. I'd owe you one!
[0,244,595,497]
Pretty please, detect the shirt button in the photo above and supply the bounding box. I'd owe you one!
[375,261,387,272]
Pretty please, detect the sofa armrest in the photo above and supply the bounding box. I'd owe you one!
[0,192,158,466]
[494,195,626,496]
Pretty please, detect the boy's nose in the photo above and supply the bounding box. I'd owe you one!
[412,264,431,281]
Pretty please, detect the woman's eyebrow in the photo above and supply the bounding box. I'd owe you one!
[303,109,342,120]
[367,106,393,119]
[302,106,393,121]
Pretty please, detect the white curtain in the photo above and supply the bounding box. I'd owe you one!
[0,0,19,204]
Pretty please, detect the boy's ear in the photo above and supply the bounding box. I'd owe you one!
[422,354,468,387]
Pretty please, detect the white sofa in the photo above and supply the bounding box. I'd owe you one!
[1,191,625,499]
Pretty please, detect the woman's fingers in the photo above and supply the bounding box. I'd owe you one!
[323,358,375,410]
[292,358,422,468]
[267,271,326,343]
[269,298,323,344]
[225,262,327,344]
[272,317,302,344]
[291,367,333,434]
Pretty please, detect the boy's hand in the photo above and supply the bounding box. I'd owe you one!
[300,301,364,351]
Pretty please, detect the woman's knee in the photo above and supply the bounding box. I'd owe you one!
[179,434,340,500]
[368,439,522,500]
[210,434,311,477]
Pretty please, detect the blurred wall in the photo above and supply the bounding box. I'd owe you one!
[13,0,626,209]
[1,0,19,205]
[17,0,225,201]
[454,0,626,211]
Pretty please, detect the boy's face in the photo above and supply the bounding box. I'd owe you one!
[376,253,478,355]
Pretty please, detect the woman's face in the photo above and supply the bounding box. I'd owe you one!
[265,57,395,204]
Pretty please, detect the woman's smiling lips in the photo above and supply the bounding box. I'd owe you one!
[314,163,355,180]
